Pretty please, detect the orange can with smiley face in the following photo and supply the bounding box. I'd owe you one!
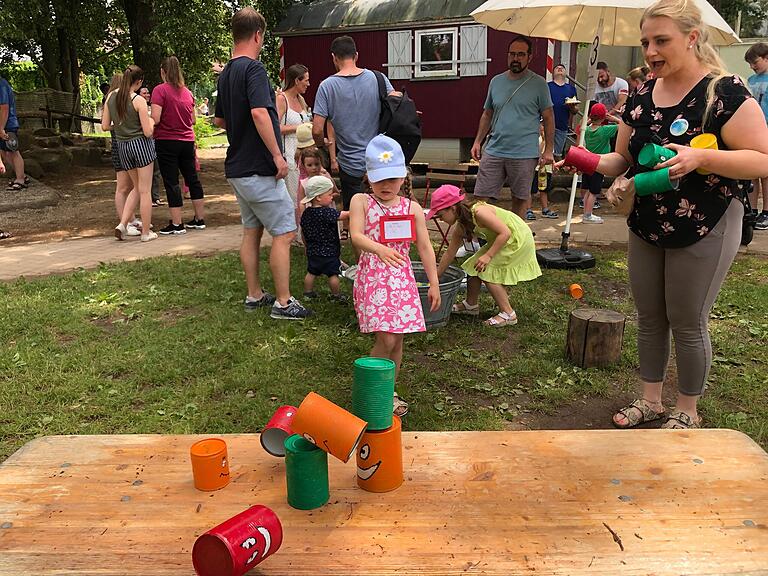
[190,438,230,492]
[291,392,367,463]
[356,415,403,493]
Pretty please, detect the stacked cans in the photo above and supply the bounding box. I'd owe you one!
[351,358,404,493]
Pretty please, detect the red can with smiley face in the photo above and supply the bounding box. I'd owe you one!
[192,505,283,576]
[356,415,403,492]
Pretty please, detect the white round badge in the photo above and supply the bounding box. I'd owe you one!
[670,118,689,136]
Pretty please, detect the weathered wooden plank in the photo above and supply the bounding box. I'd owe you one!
[0,431,766,575]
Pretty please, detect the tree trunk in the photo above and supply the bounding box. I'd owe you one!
[121,0,163,88]
[566,308,626,368]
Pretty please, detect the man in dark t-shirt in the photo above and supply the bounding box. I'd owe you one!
[215,7,311,320]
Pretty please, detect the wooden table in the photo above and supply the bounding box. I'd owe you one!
[1,431,766,575]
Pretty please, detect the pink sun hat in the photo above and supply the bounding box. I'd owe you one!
[425,184,465,219]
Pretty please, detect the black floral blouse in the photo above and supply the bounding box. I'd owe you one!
[620,75,752,248]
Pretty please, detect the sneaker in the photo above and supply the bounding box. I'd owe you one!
[244,292,276,311]
[270,297,313,320]
[525,209,536,221]
[755,213,768,230]
[185,218,206,230]
[593,200,602,210]
[159,221,186,235]
[114,223,126,240]
[578,198,585,209]
[126,224,141,237]
[141,231,158,242]
[130,219,143,230]
[341,264,358,281]
[541,208,559,219]
[329,293,349,304]
[303,291,319,300]
[582,213,604,224]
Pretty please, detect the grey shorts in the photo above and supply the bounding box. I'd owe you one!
[474,153,539,201]
[554,129,568,158]
[228,175,297,237]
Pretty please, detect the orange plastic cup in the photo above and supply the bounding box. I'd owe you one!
[690,133,718,175]
[356,415,403,493]
[569,283,584,299]
[291,392,367,463]
[190,438,230,492]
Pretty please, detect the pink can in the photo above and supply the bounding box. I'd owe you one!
[193,505,283,576]
[260,405,298,457]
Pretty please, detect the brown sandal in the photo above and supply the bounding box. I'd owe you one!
[661,410,701,429]
[612,399,665,429]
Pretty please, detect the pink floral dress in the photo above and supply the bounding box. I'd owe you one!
[353,194,426,334]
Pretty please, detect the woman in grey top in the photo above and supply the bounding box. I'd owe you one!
[102,65,158,242]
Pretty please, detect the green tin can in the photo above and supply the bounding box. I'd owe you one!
[634,167,680,197]
[284,434,329,510]
[352,357,396,431]
[638,143,677,168]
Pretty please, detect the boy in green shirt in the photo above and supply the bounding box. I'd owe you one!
[578,102,617,223]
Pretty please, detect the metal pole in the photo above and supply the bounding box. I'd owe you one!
[560,10,604,253]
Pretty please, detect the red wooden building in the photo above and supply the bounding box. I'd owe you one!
[276,0,578,163]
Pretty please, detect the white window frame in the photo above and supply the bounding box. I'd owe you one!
[414,27,458,78]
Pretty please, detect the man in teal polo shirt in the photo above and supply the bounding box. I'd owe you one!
[471,35,554,219]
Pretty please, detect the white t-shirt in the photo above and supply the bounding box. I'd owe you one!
[595,77,629,111]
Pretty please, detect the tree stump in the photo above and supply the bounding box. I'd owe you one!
[566,308,626,368]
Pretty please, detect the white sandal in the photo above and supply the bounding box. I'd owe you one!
[452,299,480,316]
[484,310,517,327]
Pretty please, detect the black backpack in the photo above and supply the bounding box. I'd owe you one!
[373,70,421,164]
[740,180,756,246]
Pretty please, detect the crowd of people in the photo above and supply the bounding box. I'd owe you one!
[3,0,768,428]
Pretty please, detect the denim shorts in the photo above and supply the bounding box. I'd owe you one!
[554,129,568,158]
[228,175,297,237]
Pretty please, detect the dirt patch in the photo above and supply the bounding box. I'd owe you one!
[0,148,241,244]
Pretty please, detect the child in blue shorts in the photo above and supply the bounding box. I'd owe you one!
[300,175,349,302]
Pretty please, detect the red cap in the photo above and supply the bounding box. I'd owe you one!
[426,185,465,219]
[589,103,607,119]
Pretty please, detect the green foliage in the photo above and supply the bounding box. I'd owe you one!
[193,116,216,141]
[0,62,44,92]
[713,0,768,37]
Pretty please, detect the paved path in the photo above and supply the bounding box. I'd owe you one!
[1,214,766,282]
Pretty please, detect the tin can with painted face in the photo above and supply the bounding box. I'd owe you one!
[190,438,230,491]
[192,505,283,576]
[356,415,403,493]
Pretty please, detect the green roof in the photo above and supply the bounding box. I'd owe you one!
[276,0,486,35]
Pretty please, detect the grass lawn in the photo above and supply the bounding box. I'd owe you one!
[198,133,228,148]
[1,247,766,460]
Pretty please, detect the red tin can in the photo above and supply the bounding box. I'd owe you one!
[192,505,283,576]
[260,405,298,457]
[564,145,601,176]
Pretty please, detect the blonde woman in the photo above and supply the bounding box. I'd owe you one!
[627,65,651,89]
[561,0,768,429]
[103,65,157,242]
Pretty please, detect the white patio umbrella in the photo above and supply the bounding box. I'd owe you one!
[471,0,739,267]
[470,0,739,46]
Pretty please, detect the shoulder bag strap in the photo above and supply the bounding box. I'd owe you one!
[488,73,533,137]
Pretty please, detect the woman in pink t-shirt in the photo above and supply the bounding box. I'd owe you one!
[150,56,206,235]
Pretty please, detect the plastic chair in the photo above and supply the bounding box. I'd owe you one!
[422,163,469,258]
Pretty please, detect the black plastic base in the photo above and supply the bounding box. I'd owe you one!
[536,248,597,269]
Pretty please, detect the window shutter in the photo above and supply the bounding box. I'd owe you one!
[460,25,487,77]
[387,30,411,80]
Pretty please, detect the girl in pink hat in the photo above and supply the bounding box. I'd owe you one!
[427,185,541,327]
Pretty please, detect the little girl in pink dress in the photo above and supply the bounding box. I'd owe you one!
[349,135,441,416]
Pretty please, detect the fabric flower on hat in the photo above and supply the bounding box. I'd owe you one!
[378,151,394,164]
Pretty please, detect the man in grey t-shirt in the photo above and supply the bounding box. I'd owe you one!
[471,36,554,219]
[312,35,395,212]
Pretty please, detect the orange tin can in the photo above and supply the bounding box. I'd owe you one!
[569,283,584,299]
[291,392,367,463]
[190,438,230,492]
[356,415,403,493]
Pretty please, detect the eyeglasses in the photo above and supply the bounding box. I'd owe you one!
[508,51,529,58]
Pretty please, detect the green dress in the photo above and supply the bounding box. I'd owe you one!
[462,202,542,285]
